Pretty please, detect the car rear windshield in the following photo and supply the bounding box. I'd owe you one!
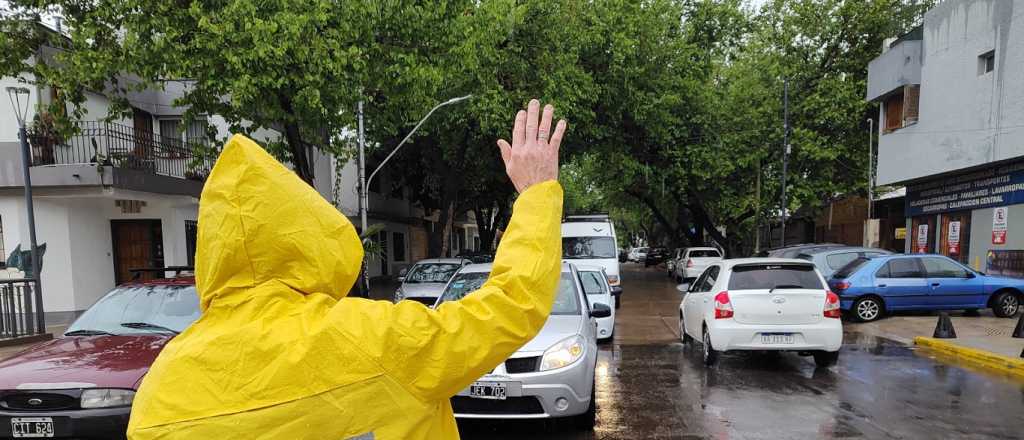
[833,257,871,279]
[688,250,721,258]
[405,263,461,283]
[438,271,581,315]
[727,264,823,290]
[563,237,617,259]
[65,285,201,336]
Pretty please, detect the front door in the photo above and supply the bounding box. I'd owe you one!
[921,256,986,308]
[111,220,164,284]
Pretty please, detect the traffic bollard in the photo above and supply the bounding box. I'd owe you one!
[933,312,957,339]
[1013,312,1024,339]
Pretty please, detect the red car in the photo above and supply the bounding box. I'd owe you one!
[0,275,200,439]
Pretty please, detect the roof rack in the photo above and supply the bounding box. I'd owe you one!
[129,266,195,280]
[563,213,611,222]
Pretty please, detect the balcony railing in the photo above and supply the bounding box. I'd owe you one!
[0,279,43,339]
[27,121,214,181]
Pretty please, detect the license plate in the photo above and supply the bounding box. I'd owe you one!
[469,382,507,400]
[761,333,795,344]
[11,417,54,438]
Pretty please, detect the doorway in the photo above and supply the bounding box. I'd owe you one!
[111,220,164,284]
[910,215,936,254]
[940,211,971,264]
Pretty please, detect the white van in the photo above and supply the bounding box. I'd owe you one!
[562,214,623,308]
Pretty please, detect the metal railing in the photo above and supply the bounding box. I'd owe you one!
[27,121,214,181]
[0,279,42,339]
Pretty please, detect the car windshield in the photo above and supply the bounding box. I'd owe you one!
[438,271,581,315]
[728,264,824,290]
[833,257,871,279]
[405,263,461,283]
[65,284,201,336]
[563,237,617,259]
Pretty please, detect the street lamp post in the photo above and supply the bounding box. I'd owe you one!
[356,94,472,291]
[7,86,44,334]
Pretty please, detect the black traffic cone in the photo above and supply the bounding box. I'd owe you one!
[1013,312,1024,339]
[933,312,957,339]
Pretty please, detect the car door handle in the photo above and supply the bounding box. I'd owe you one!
[931,283,941,287]
[877,284,887,288]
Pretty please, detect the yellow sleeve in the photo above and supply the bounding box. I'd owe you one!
[329,181,564,402]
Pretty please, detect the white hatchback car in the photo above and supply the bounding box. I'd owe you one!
[576,265,616,341]
[678,258,843,367]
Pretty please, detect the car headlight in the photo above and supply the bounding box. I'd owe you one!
[539,335,586,371]
[393,289,404,302]
[606,275,620,286]
[81,388,135,409]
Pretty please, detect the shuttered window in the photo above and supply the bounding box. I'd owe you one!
[903,85,920,125]
[883,93,904,132]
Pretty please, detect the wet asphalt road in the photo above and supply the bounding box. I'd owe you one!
[459,264,1024,440]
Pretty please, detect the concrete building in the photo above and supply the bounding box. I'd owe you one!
[867,0,1024,271]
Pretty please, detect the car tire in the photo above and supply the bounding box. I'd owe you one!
[813,351,839,367]
[991,291,1021,318]
[702,326,719,366]
[573,381,597,430]
[679,313,694,345]
[852,296,884,322]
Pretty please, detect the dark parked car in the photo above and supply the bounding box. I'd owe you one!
[644,247,669,267]
[0,273,200,439]
[829,254,1023,322]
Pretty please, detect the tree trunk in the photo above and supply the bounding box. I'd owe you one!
[277,93,314,185]
[474,201,509,252]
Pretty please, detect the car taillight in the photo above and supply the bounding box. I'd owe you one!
[714,291,733,319]
[686,259,694,268]
[824,291,841,318]
[607,274,620,286]
[832,281,851,291]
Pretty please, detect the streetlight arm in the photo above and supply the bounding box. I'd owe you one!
[366,94,472,188]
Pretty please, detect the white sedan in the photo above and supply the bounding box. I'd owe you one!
[576,265,616,341]
[677,258,843,367]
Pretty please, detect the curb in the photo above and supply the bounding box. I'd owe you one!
[914,337,1024,380]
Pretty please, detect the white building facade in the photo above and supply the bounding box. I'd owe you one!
[867,0,1024,272]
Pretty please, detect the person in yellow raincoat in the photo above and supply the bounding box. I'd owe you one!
[127,99,568,439]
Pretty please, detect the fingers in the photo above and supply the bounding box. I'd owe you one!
[538,104,554,143]
[548,119,567,154]
[497,139,512,164]
[525,99,540,145]
[511,110,526,148]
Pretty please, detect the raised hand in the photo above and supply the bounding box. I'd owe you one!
[497,99,567,193]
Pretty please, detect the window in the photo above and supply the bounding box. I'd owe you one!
[562,237,617,259]
[698,266,720,292]
[160,118,209,148]
[883,85,919,133]
[687,249,721,258]
[439,272,581,315]
[884,258,924,278]
[579,271,606,295]
[903,85,920,125]
[826,252,860,270]
[883,93,904,132]
[979,50,995,75]
[835,257,871,279]
[727,264,824,290]
[392,232,406,262]
[185,220,198,267]
[922,257,969,278]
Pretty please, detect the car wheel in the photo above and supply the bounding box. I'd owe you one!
[573,381,597,430]
[852,297,883,322]
[679,313,694,345]
[813,351,839,367]
[702,327,718,366]
[991,291,1021,318]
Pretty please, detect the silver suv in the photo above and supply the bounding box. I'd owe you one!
[433,263,606,429]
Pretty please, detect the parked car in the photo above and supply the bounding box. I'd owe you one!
[394,258,469,305]
[0,274,200,439]
[644,247,669,267]
[455,251,495,264]
[756,243,844,258]
[577,265,616,340]
[678,259,843,367]
[562,214,623,307]
[434,263,605,429]
[794,246,892,279]
[828,254,1024,322]
[672,247,723,283]
[666,248,685,277]
[628,247,648,262]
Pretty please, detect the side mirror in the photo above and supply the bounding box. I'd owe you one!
[965,272,976,279]
[676,283,689,293]
[591,302,612,318]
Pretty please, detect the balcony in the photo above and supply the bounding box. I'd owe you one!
[18,120,216,195]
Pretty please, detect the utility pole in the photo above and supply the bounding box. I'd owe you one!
[7,86,44,333]
[754,158,761,254]
[356,101,369,297]
[780,79,790,248]
[867,118,874,219]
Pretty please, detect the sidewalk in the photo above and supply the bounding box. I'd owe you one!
[849,310,1024,379]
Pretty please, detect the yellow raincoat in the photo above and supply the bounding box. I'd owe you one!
[127,135,564,439]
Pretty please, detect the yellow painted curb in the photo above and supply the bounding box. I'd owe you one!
[914,337,1024,380]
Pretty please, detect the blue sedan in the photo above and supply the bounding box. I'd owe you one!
[828,254,1023,322]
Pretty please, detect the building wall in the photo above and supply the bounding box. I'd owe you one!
[968,204,1024,271]
[876,0,1024,186]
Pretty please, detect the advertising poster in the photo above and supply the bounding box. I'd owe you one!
[992,207,1008,245]
[987,250,1024,278]
[948,221,961,255]
[915,224,929,253]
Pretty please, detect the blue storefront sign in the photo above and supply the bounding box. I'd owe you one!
[906,161,1024,216]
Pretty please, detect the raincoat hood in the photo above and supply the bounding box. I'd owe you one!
[195,134,362,311]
